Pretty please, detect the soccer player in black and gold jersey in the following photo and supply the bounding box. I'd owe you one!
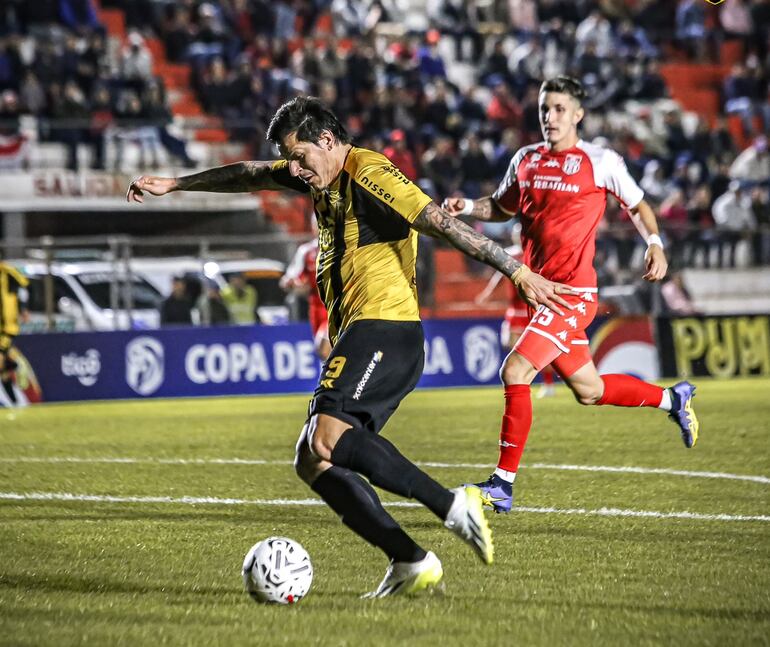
[0,260,28,407]
[128,97,573,598]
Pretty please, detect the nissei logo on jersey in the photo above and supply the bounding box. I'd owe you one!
[382,165,411,185]
[358,174,397,203]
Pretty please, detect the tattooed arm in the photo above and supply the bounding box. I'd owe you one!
[412,202,573,313]
[126,161,288,202]
[440,196,511,222]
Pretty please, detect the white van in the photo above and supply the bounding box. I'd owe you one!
[17,261,163,331]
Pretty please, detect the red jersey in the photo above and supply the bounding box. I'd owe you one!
[492,140,644,288]
[284,240,323,310]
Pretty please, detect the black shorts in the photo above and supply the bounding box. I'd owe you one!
[309,320,424,433]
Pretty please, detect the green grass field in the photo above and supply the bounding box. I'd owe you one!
[1,378,769,646]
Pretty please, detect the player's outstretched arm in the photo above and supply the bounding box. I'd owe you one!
[441,196,511,222]
[412,202,574,314]
[126,161,286,202]
[628,199,668,282]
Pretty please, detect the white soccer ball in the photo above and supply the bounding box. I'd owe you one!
[242,537,313,604]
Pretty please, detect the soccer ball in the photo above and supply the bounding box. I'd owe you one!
[242,537,313,604]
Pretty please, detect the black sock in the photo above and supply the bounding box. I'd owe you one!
[330,428,454,520]
[311,466,426,563]
[1,378,16,404]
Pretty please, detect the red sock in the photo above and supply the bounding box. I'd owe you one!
[597,374,664,408]
[542,369,554,386]
[498,385,532,473]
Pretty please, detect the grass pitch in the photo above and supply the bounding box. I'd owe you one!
[1,378,768,646]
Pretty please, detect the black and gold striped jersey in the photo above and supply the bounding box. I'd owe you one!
[270,147,432,343]
[0,263,28,337]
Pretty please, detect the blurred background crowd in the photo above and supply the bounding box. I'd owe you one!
[0,0,769,321]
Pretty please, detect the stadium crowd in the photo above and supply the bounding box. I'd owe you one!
[0,0,769,275]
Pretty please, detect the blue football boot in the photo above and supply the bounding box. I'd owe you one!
[469,474,514,514]
[668,381,699,448]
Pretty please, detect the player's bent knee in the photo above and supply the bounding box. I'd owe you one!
[500,355,535,385]
[574,389,603,406]
[306,414,347,462]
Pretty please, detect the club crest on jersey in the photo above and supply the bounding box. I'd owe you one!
[563,154,582,175]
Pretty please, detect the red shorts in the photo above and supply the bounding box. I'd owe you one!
[513,288,598,378]
[309,303,329,342]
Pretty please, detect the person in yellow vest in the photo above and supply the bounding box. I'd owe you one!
[220,273,259,325]
[0,260,28,407]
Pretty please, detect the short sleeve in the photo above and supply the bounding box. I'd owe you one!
[352,161,432,223]
[492,147,528,215]
[597,150,644,209]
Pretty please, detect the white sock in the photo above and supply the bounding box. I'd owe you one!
[494,468,516,483]
[658,388,672,411]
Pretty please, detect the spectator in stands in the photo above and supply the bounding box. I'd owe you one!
[723,62,768,138]
[195,281,231,326]
[113,89,161,171]
[18,70,45,116]
[659,188,690,259]
[675,0,708,60]
[120,31,154,94]
[160,276,194,326]
[508,0,539,37]
[686,184,718,267]
[160,4,196,63]
[575,8,613,58]
[481,39,510,86]
[422,136,462,199]
[142,82,196,168]
[730,135,770,183]
[661,271,699,315]
[383,129,418,181]
[0,34,24,91]
[87,84,113,170]
[54,80,89,170]
[750,184,770,264]
[221,273,258,325]
[59,0,102,35]
[712,180,757,266]
[416,29,448,82]
[0,89,27,170]
[486,79,521,132]
[426,0,482,62]
[459,132,493,198]
[719,0,753,40]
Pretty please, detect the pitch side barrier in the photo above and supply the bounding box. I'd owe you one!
[10,314,769,404]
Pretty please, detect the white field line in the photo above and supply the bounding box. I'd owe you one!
[0,491,768,523]
[0,456,768,485]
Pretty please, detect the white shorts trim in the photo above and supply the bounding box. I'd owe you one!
[523,326,570,353]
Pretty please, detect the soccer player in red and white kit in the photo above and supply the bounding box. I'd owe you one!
[442,76,700,513]
[280,235,331,360]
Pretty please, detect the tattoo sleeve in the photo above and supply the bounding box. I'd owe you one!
[176,161,285,192]
[470,197,511,222]
[412,203,522,278]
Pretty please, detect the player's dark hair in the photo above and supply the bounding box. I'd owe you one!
[266,97,351,146]
[540,76,587,104]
